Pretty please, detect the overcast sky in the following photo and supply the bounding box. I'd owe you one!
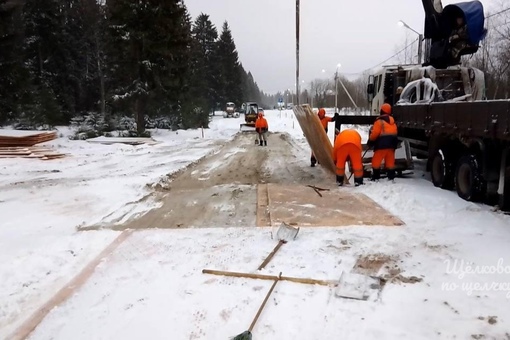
[185,0,498,94]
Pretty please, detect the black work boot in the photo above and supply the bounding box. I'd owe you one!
[387,169,396,181]
[259,140,263,146]
[354,177,364,187]
[336,175,344,186]
[311,156,316,167]
[264,140,267,146]
[371,169,381,181]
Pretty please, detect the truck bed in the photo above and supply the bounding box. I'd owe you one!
[394,100,510,141]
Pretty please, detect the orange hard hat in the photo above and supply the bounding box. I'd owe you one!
[380,103,392,115]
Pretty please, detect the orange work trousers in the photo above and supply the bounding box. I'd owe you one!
[372,149,395,169]
[335,143,363,179]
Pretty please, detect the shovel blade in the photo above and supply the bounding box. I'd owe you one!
[231,331,252,340]
[275,222,300,241]
[335,272,381,300]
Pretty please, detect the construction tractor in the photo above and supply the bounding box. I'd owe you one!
[240,102,258,131]
[223,102,239,118]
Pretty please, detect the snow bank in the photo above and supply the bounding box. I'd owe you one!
[0,115,242,338]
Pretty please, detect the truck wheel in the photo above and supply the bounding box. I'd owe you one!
[431,150,454,189]
[455,155,484,202]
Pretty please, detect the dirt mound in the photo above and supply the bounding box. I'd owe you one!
[354,253,395,276]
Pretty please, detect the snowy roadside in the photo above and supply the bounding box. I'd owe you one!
[27,181,510,339]
[3,109,510,339]
[0,115,243,338]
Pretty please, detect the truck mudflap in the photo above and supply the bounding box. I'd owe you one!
[349,140,414,177]
[498,148,510,211]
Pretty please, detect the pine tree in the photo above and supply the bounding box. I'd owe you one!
[23,0,80,125]
[107,0,192,134]
[216,21,243,107]
[245,71,261,103]
[188,13,219,125]
[66,0,107,116]
[0,0,30,124]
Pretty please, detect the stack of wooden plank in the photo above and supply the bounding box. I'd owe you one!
[0,130,57,147]
[0,146,67,160]
[86,136,160,146]
[0,130,63,160]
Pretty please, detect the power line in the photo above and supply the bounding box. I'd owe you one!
[332,38,419,78]
[367,37,419,70]
[486,7,510,19]
[360,7,510,72]
[334,8,510,80]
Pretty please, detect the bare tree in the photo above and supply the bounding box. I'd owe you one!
[309,78,332,108]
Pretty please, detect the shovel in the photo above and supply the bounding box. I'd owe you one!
[231,272,282,340]
[257,222,300,271]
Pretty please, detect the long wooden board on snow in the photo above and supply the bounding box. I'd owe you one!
[292,104,344,180]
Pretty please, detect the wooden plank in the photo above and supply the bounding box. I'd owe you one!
[0,152,32,156]
[8,230,134,340]
[292,105,344,180]
[256,183,271,227]
[0,143,67,160]
[266,183,404,227]
[0,130,57,147]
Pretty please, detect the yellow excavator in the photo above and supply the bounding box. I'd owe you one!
[240,102,258,131]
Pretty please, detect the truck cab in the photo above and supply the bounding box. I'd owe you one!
[223,102,239,118]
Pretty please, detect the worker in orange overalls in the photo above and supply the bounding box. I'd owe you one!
[311,108,337,167]
[368,103,399,181]
[255,112,268,146]
[333,129,364,186]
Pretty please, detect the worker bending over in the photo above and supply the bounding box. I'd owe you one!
[333,129,364,186]
[368,103,399,181]
[311,108,338,167]
[255,112,268,146]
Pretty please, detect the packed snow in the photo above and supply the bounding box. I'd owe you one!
[1,109,510,339]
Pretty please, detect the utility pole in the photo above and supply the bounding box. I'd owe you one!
[338,77,358,108]
[418,34,423,64]
[334,70,338,113]
[296,0,300,105]
[399,21,423,65]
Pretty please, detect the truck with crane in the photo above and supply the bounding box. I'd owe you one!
[336,0,510,211]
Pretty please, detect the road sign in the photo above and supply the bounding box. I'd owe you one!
[278,97,283,103]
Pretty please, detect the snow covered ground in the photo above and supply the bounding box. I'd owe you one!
[2,109,510,339]
[0,115,244,338]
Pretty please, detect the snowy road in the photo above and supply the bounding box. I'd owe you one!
[2,110,510,339]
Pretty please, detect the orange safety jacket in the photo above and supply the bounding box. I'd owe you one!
[255,116,268,133]
[318,109,336,132]
[369,115,398,151]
